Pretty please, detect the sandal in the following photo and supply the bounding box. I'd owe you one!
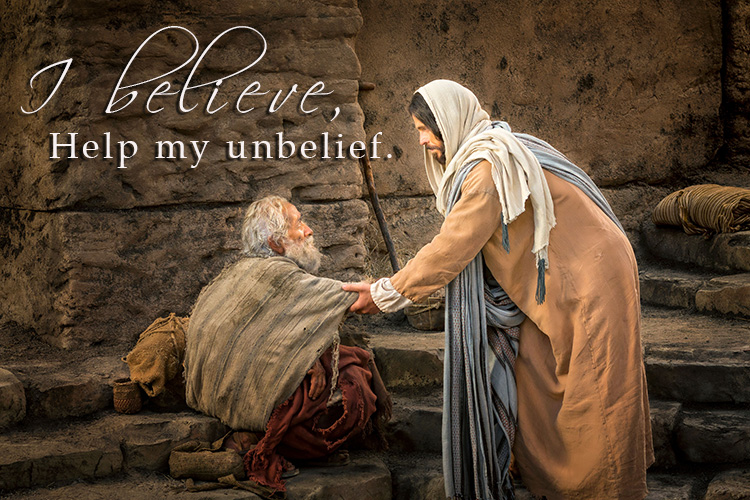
[297,449,350,467]
[281,457,299,478]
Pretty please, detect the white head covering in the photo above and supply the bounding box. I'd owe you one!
[416,79,556,271]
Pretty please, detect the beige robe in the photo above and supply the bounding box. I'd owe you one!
[391,160,654,499]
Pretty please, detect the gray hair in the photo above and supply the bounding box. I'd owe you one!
[242,195,289,257]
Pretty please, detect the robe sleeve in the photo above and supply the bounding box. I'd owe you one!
[390,161,503,303]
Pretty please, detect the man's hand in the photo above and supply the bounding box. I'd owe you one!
[307,359,326,400]
[342,282,381,314]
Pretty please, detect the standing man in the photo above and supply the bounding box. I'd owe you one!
[344,80,653,499]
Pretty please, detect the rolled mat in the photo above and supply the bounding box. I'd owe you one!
[652,184,750,236]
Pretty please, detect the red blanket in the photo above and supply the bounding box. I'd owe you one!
[243,345,377,493]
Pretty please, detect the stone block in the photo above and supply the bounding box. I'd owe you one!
[1,200,367,348]
[676,410,750,463]
[7,356,127,421]
[0,368,25,430]
[643,221,750,273]
[641,307,750,403]
[390,455,444,500]
[370,330,444,394]
[639,269,705,309]
[696,274,750,317]
[2,1,365,212]
[386,399,442,453]
[705,469,750,500]
[0,431,123,492]
[285,455,391,500]
[105,412,228,471]
[645,473,697,500]
[645,359,750,404]
[3,454,389,499]
[649,400,681,468]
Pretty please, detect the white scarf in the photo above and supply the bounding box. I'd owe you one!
[417,80,556,270]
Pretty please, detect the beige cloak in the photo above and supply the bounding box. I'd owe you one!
[391,160,654,499]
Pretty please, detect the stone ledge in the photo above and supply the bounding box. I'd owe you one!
[0,410,226,493]
[639,266,750,317]
[696,274,750,317]
[385,396,443,453]
[6,356,128,422]
[370,329,444,395]
[643,221,750,273]
[639,267,708,309]
[3,453,391,500]
[0,368,25,430]
[704,469,750,500]
[649,400,682,468]
[676,409,750,463]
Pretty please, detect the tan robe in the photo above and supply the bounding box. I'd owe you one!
[391,160,654,500]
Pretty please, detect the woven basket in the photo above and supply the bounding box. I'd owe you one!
[405,296,445,331]
[113,378,142,414]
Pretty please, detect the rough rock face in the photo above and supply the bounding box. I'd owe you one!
[0,0,368,347]
[356,0,726,265]
[2,0,748,348]
[357,0,723,193]
[724,0,750,165]
[0,368,25,429]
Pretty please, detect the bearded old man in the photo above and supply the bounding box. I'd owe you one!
[345,80,654,499]
[184,195,391,494]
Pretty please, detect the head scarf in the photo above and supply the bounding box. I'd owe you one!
[416,80,556,279]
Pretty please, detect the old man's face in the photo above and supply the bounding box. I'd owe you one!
[412,115,445,165]
[279,203,322,274]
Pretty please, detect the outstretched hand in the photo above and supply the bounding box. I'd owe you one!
[342,282,381,314]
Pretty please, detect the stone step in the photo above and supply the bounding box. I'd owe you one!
[370,328,444,395]
[704,469,750,499]
[371,307,750,405]
[3,453,392,499]
[3,355,128,423]
[386,393,750,469]
[0,410,226,493]
[385,395,443,453]
[642,307,750,403]
[642,220,750,273]
[639,266,750,317]
[6,457,740,500]
[387,453,712,500]
[676,408,750,464]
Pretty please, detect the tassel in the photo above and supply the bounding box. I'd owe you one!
[535,258,546,305]
[502,219,510,253]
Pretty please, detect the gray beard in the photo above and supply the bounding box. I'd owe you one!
[283,236,322,274]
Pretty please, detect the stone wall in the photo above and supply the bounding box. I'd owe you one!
[0,0,368,348]
[356,0,725,269]
[1,0,745,349]
[724,0,750,164]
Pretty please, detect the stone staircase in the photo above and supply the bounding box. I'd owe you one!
[1,223,749,499]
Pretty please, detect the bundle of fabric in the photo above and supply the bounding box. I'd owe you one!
[124,313,188,398]
[653,184,750,236]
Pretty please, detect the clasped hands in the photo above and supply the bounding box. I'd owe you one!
[341,282,380,314]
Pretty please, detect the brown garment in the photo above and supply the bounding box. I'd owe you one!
[244,345,378,493]
[391,161,654,499]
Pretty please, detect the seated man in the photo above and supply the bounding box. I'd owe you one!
[184,195,390,493]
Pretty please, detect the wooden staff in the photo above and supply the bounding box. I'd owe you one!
[359,154,400,273]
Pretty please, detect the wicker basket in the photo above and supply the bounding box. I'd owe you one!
[113,377,143,414]
[405,296,445,331]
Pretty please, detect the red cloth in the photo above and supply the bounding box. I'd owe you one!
[243,345,377,493]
